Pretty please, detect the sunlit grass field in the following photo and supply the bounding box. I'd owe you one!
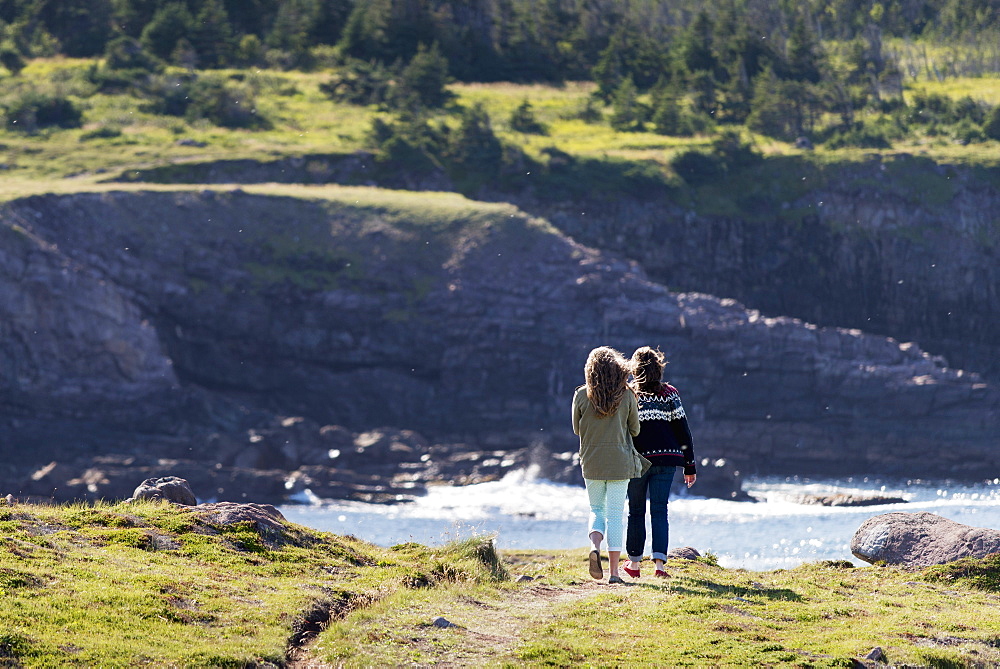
[4,498,1000,667]
[5,54,1000,195]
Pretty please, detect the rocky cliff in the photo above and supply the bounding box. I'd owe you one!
[1,188,997,503]
[524,155,1000,381]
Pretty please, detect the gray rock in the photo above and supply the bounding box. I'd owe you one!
[851,512,1000,566]
[432,616,455,628]
[864,646,887,662]
[796,493,906,507]
[130,476,197,505]
[667,546,701,560]
[196,501,286,533]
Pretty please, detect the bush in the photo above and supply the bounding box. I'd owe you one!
[367,113,446,173]
[185,77,269,128]
[670,149,724,186]
[710,131,762,170]
[0,44,26,75]
[983,105,1000,141]
[141,73,197,116]
[3,89,82,132]
[952,118,985,145]
[824,122,892,149]
[320,59,392,106]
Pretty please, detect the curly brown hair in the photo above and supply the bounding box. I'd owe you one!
[631,346,666,394]
[584,346,631,418]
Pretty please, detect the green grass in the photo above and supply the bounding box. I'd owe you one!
[5,55,1000,198]
[3,501,1000,666]
[0,500,508,666]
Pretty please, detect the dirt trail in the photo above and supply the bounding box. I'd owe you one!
[289,579,607,667]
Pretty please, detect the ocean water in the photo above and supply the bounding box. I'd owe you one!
[278,467,1000,571]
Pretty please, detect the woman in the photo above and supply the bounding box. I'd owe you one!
[572,346,649,583]
[622,346,697,579]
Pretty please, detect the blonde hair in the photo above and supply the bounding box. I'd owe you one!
[631,346,666,394]
[584,346,631,417]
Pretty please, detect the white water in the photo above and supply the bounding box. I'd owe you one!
[278,469,1000,571]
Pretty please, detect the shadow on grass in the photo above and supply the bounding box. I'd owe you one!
[630,577,803,602]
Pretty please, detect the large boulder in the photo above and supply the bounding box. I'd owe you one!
[851,511,1000,566]
[130,476,197,505]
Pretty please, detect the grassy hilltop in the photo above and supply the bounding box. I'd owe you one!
[3,499,1000,667]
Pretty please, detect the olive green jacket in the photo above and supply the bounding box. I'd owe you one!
[572,386,649,480]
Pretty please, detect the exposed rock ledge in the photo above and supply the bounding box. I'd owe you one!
[0,189,997,504]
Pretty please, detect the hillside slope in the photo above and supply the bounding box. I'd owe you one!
[0,185,996,503]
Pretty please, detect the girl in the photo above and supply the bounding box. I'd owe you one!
[572,346,649,583]
[622,346,697,579]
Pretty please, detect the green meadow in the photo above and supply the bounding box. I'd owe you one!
[2,500,1000,667]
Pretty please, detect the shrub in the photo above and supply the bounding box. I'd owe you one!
[824,122,892,149]
[0,44,25,76]
[367,113,446,173]
[184,77,269,128]
[320,59,392,106]
[952,118,985,145]
[983,105,1000,141]
[670,149,724,186]
[3,89,82,132]
[141,73,198,116]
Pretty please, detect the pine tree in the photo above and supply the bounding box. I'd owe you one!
[391,42,453,110]
[609,75,643,132]
[509,98,546,134]
[140,3,193,61]
[786,13,823,83]
[191,0,234,68]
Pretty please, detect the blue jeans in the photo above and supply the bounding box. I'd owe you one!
[626,465,675,562]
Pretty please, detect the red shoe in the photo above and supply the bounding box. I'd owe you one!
[654,569,669,578]
[622,562,640,578]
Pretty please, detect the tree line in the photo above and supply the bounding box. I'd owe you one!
[4,0,1000,74]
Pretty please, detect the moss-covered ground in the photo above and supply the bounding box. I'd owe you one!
[3,499,1000,667]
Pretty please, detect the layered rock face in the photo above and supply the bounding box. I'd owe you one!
[0,189,997,503]
[533,156,1000,380]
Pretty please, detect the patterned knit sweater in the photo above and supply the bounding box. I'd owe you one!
[632,382,697,475]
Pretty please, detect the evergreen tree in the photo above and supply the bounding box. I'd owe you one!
[191,0,234,68]
[651,78,687,136]
[447,102,502,184]
[747,66,800,140]
[786,13,823,83]
[509,98,546,134]
[390,42,453,110]
[39,0,114,57]
[103,34,161,72]
[609,75,644,132]
[679,10,717,77]
[267,0,319,60]
[140,3,193,61]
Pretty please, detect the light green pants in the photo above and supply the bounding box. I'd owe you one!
[584,478,629,551]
